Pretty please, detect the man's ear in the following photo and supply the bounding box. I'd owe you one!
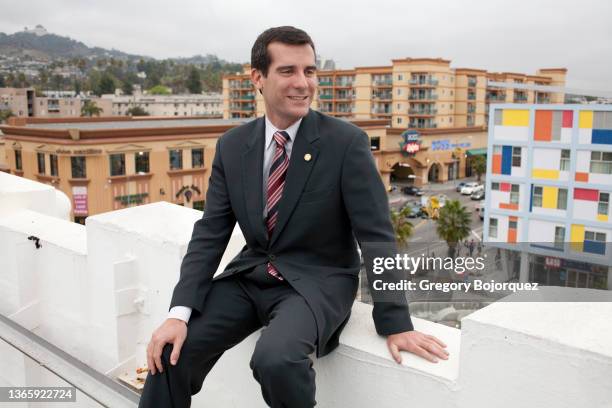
[251,68,263,95]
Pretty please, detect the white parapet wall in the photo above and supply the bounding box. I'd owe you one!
[0,173,611,408]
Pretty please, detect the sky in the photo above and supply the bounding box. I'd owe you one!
[2,0,611,92]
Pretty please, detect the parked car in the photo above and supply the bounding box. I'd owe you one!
[435,194,448,207]
[402,201,427,218]
[476,202,485,220]
[402,186,424,196]
[461,182,483,195]
[456,182,467,192]
[471,190,485,200]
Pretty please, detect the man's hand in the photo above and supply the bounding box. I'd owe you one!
[146,318,187,375]
[386,330,449,364]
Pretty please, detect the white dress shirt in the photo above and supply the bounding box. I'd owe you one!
[168,116,302,323]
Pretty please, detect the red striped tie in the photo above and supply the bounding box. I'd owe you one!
[265,131,290,280]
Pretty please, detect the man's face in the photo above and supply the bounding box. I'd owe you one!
[252,42,317,127]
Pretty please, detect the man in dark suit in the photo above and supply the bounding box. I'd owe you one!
[139,26,448,408]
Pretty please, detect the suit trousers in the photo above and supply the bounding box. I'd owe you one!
[138,268,319,408]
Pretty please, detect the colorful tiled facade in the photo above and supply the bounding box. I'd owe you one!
[485,105,612,265]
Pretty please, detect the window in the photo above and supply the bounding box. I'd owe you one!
[554,226,565,249]
[14,150,22,170]
[397,89,402,96]
[71,156,86,179]
[510,184,520,204]
[599,192,610,216]
[370,137,380,151]
[509,220,518,229]
[135,151,149,174]
[397,74,403,81]
[492,182,500,191]
[397,118,402,125]
[590,151,612,174]
[169,149,183,170]
[560,150,570,171]
[557,188,568,210]
[533,186,543,207]
[191,148,204,168]
[37,152,45,174]
[512,147,522,167]
[585,231,606,242]
[109,154,125,176]
[50,154,58,177]
[489,218,498,238]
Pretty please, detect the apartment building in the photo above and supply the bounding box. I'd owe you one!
[0,87,112,118]
[485,105,611,289]
[222,59,566,130]
[103,93,223,117]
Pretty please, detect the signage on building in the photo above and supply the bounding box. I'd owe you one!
[431,140,472,151]
[545,256,561,269]
[399,130,421,156]
[72,186,88,215]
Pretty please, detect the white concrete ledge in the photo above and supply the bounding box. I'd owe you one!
[1,175,611,408]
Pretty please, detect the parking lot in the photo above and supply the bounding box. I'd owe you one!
[388,177,485,247]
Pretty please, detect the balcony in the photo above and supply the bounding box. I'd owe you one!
[409,108,437,115]
[335,93,355,100]
[409,121,437,129]
[487,94,506,101]
[514,94,528,102]
[410,78,438,87]
[536,95,551,104]
[319,80,333,86]
[467,94,476,101]
[372,93,393,100]
[319,94,333,100]
[1,172,612,408]
[409,93,438,101]
[372,107,392,114]
[467,106,476,113]
[467,78,477,87]
[372,79,393,87]
[334,81,354,87]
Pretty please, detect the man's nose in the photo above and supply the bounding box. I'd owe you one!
[292,72,308,89]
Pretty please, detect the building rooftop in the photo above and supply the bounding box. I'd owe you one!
[23,117,251,131]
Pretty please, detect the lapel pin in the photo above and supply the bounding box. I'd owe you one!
[304,153,312,162]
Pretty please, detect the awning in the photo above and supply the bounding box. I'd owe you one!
[466,148,487,156]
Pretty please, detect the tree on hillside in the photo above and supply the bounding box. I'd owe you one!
[186,65,202,94]
[122,79,134,95]
[95,72,116,96]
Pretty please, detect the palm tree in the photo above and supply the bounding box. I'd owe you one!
[435,199,471,258]
[81,100,103,117]
[390,207,414,249]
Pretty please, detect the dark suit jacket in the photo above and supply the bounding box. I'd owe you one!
[170,109,414,357]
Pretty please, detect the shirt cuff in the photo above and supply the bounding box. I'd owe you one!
[168,306,192,323]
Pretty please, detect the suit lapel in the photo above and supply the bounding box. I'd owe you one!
[242,117,268,249]
[269,110,320,247]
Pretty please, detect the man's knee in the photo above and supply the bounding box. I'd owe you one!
[250,340,305,376]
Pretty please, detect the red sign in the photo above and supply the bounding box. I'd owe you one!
[72,186,88,216]
[545,257,561,269]
[403,142,420,154]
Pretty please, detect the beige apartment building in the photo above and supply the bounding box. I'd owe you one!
[0,87,113,119]
[1,116,488,221]
[102,93,223,117]
[222,60,566,129]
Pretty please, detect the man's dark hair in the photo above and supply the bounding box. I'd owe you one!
[251,26,316,77]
